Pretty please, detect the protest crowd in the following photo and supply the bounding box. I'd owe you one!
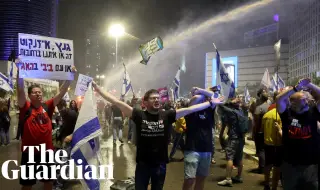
[0,34,319,190]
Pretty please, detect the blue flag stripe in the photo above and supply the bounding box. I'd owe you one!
[71,149,100,190]
[71,117,101,148]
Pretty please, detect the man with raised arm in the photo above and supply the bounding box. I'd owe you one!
[276,78,320,190]
[182,87,223,190]
[92,82,223,190]
[16,62,76,190]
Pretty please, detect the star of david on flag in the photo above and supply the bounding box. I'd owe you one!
[216,49,235,99]
[121,69,132,99]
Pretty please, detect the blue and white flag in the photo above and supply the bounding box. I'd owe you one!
[261,68,271,89]
[70,82,102,190]
[0,72,13,92]
[244,86,251,104]
[271,72,285,92]
[121,69,132,99]
[173,68,181,101]
[216,50,235,99]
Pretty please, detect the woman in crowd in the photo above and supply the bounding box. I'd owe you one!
[0,98,10,146]
[69,100,79,112]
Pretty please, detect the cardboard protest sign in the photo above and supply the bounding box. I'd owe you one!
[158,87,169,103]
[18,33,74,80]
[74,74,93,96]
[139,36,163,65]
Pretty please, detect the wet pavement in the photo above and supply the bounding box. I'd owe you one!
[0,114,270,190]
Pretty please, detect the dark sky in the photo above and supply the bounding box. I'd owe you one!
[57,0,296,94]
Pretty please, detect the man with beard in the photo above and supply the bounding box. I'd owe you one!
[276,78,320,190]
[217,97,248,187]
[182,87,224,190]
[92,82,223,190]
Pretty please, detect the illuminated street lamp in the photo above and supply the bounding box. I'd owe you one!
[108,24,125,68]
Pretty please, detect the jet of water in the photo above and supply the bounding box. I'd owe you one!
[102,0,284,94]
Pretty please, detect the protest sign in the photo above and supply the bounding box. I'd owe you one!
[158,87,169,103]
[18,33,74,80]
[139,36,163,65]
[75,74,93,96]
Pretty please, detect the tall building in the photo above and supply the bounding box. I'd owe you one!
[288,0,320,80]
[205,45,289,91]
[85,29,101,78]
[0,0,59,61]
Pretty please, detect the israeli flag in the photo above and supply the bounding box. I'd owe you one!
[121,69,132,99]
[173,68,181,101]
[244,86,251,104]
[216,50,235,99]
[261,68,271,89]
[271,73,285,92]
[70,82,102,190]
[0,72,13,92]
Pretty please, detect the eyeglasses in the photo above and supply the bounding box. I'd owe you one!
[149,97,160,101]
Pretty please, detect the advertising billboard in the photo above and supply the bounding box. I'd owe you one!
[211,56,238,88]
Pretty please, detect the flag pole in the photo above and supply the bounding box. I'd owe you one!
[123,63,135,97]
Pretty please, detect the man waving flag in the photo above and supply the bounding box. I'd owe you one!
[214,44,235,99]
[70,82,103,190]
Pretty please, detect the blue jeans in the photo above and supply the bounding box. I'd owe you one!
[184,151,211,179]
[135,162,166,190]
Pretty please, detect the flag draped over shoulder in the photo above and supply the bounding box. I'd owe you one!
[121,68,132,99]
[70,82,102,190]
[216,50,235,99]
[0,72,13,92]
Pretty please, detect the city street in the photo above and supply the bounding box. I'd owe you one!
[0,114,268,190]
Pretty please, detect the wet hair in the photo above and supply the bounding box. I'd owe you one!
[28,84,41,95]
[143,89,159,101]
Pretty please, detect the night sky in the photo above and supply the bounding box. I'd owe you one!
[57,0,296,94]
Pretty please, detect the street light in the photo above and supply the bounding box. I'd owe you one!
[108,24,125,68]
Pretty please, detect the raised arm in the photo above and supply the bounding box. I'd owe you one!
[176,98,223,119]
[276,78,311,113]
[92,81,133,117]
[16,69,26,108]
[306,83,320,112]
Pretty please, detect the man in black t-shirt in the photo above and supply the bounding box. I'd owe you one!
[92,82,223,190]
[182,87,223,190]
[276,78,320,190]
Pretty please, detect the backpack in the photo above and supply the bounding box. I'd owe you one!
[19,103,49,138]
[234,109,249,136]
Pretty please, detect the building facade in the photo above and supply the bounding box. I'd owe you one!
[288,0,320,80]
[205,45,289,92]
[0,0,59,61]
[85,29,101,78]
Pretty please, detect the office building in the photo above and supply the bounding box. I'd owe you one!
[205,45,289,91]
[0,0,59,61]
[288,0,320,79]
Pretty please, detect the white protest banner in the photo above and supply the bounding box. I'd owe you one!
[18,33,74,80]
[75,74,93,96]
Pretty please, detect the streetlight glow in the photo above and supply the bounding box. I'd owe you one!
[109,24,125,37]
[100,75,105,79]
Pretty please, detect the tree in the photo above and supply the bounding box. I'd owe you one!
[287,77,300,86]
[312,73,320,86]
